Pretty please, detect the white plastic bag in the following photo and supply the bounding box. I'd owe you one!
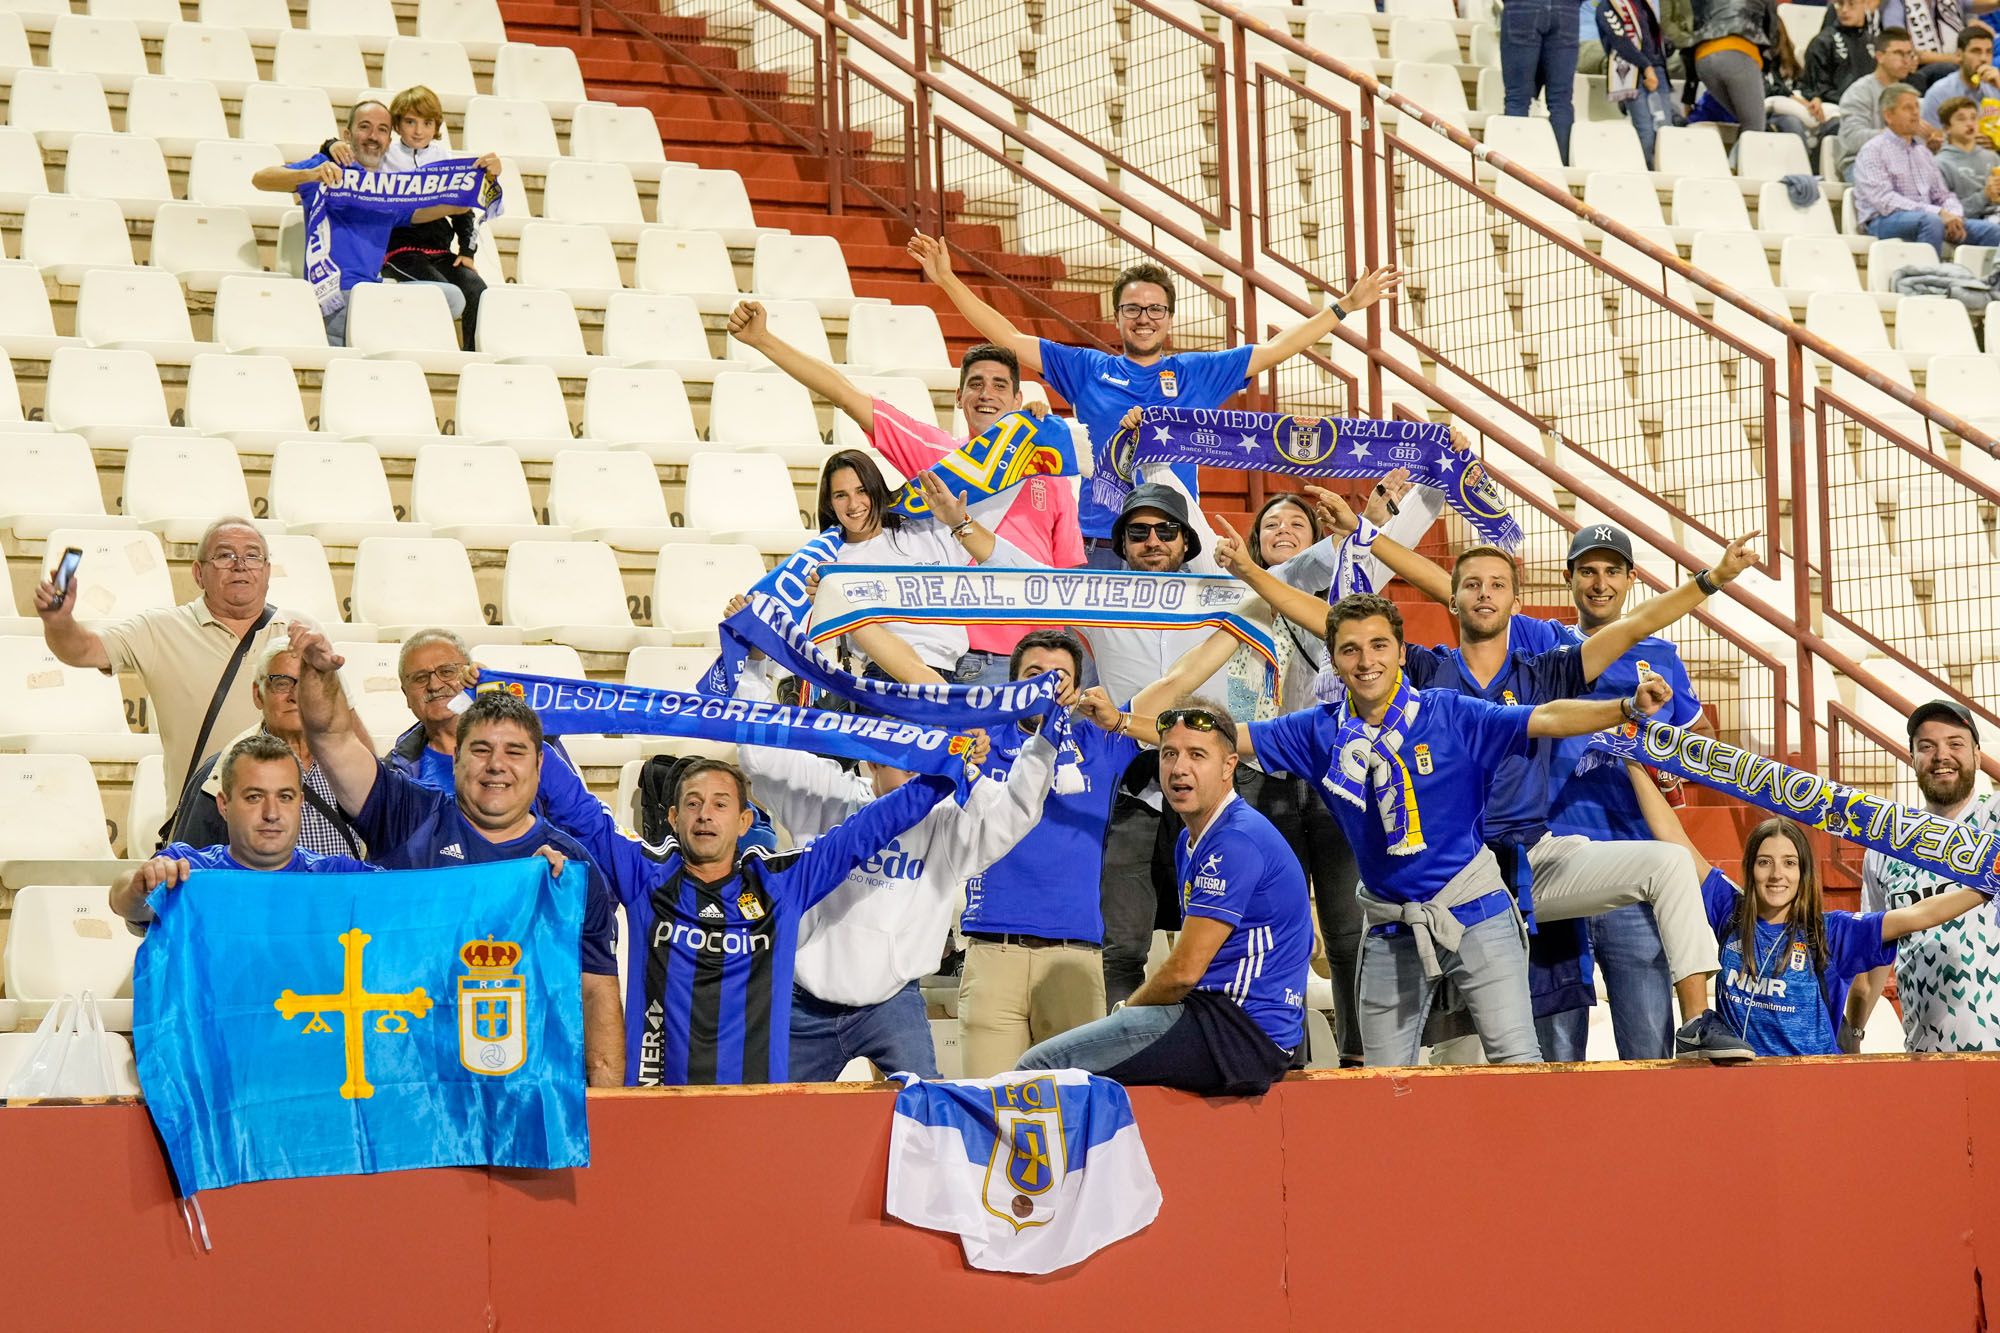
[6,991,118,1098]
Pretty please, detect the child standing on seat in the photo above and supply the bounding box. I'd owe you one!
[380,85,488,351]
[1627,764,1992,1056]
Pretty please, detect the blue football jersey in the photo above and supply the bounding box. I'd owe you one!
[1175,794,1315,1049]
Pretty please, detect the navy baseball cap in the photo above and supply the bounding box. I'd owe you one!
[1908,699,1980,746]
[1566,522,1636,569]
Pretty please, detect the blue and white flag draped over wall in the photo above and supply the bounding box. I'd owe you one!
[300,157,503,316]
[888,411,1091,521]
[809,565,1279,679]
[480,669,991,790]
[886,1070,1161,1275]
[1584,718,2000,892]
[1105,406,1523,550]
[134,860,589,1197]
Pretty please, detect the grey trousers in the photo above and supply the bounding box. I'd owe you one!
[1695,48,1766,133]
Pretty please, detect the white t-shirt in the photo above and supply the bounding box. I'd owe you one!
[1861,790,2000,1052]
[833,520,970,671]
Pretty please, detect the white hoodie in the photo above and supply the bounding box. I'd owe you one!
[736,671,1063,1007]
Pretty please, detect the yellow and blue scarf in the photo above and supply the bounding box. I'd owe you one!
[1326,670,1425,855]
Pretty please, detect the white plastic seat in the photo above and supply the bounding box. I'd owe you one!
[623,644,726,692]
[3,883,142,1000]
[539,158,648,242]
[20,194,135,285]
[475,286,610,376]
[1688,229,1774,291]
[1896,294,1979,359]
[148,202,262,292]
[160,21,260,101]
[1669,176,1752,235]
[567,100,669,175]
[1804,291,1891,352]
[123,750,163,858]
[187,140,292,226]
[121,434,266,545]
[839,303,958,390]
[724,298,834,369]
[182,351,311,455]
[196,0,292,45]
[0,435,135,538]
[351,536,522,643]
[634,228,744,314]
[417,0,506,59]
[382,38,478,113]
[0,357,46,438]
[707,370,832,467]
[1756,180,1836,236]
[682,451,810,552]
[75,267,205,363]
[462,96,562,173]
[455,362,600,464]
[504,539,670,652]
[750,233,879,317]
[125,75,232,158]
[649,543,769,645]
[47,16,147,94]
[0,0,68,36]
[214,273,349,370]
[0,125,49,211]
[515,221,626,308]
[493,41,588,114]
[345,282,485,373]
[583,366,706,465]
[44,348,201,448]
[7,70,113,150]
[549,448,697,549]
[600,291,727,380]
[88,0,183,39]
[267,439,422,545]
[1568,118,1648,173]
[270,30,370,107]
[1777,235,1863,297]
[1868,238,1941,290]
[1923,354,2000,421]
[0,258,75,359]
[1654,124,1733,178]
[654,165,777,245]
[329,639,414,755]
[1581,170,1665,230]
[61,131,173,220]
[1735,129,1812,182]
[0,756,119,890]
[263,532,368,638]
[305,0,397,54]
[38,528,175,624]
[411,444,558,548]
[318,359,450,460]
[236,82,339,158]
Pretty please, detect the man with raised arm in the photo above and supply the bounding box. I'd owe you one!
[1081,592,1748,1066]
[288,624,627,1086]
[726,298,1084,686]
[906,231,1400,564]
[1016,699,1313,1095]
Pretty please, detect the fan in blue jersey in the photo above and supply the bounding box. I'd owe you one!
[905,231,1401,555]
[289,626,627,1086]
[1021,699,1312,1095]
[547,753,963,1087]
[1624,765,1995,1056]
[111,731,375,926]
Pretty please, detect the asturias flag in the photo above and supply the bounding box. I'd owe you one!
[134,859,590,1195]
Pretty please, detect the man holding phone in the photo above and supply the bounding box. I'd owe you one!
[35,518,305,827]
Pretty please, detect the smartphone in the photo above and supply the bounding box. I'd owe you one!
[51,546,82,608]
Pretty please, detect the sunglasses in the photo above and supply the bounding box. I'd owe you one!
[1157,707,1238,744]
[1123,520,1184,542]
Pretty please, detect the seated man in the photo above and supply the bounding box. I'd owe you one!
[249,99,497,346]
[111,732,372,925]
[1854,82,2000,246]
[289,625,625,1086]
[1018,700,1312,1096]
[168,640,362,858]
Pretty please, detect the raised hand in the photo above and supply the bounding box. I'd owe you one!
[314,160,344,187]
[1337,265,1403,315]
[1302,483,1358,538]
[917,470,968,528]
[1363,467,1414,526]
[727,299,768,346]
[1072,686,1123,731]
[288,622,343,674]
[906,231,954,285]
[1714,530,1763,585]
[1210,512,1252,574]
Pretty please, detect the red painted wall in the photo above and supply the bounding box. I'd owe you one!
[7,1058,1997,1331]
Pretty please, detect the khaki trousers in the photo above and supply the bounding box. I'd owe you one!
[957,940,1107,1078]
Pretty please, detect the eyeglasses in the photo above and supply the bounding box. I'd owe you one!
[1116,303,1171,322]
[1123,520,1183,542]
[1157,707,1238,744]
[205,552,267,570]
[404,663,466,688]
[262,673,298,695]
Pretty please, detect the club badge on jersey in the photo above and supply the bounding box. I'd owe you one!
[1159,369,1179,399]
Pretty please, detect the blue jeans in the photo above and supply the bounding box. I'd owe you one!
[1867,210,2000,247]
[1591,902,1674,1060]
[1019,1000,1182,1072]
[787,980,938,1081]
[1500,0,1579,160]
[951,649,1013,688]
[1360,909,1542,1066]
[1624,85,1680,168]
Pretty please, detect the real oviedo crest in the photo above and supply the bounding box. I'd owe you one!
[457,936,527,1077]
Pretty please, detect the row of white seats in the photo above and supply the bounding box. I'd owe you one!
[0,15,585,111]
[0,0,508,53]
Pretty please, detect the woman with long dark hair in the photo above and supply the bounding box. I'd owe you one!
[1628,766,1990,1055]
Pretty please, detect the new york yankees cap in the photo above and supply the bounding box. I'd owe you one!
[1565,522,1635,570]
